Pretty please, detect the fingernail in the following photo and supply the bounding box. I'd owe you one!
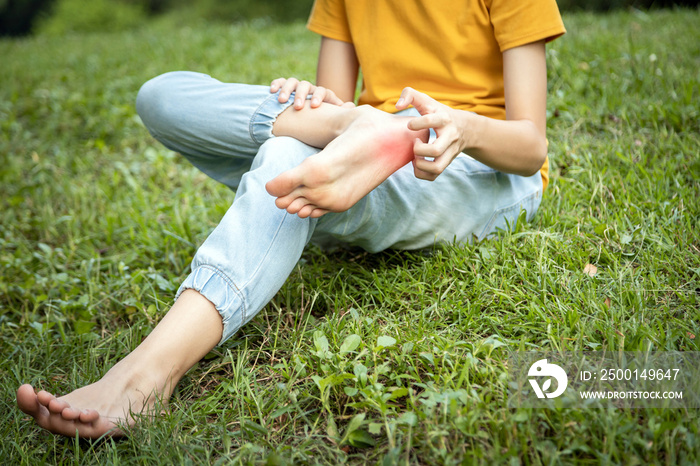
[396,98,404,107]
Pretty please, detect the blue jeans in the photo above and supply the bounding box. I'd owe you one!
[136,71,544,344]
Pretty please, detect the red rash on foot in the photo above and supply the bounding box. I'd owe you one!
[375,131,418,171]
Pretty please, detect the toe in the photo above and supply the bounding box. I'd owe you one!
[60,406,82,421]
[79,409,101,423]
[310,208,330,218]
[48,398,70,414]
[296,204,317,218]
[286,197,312,215]
[265,168,302,198]
[37,390,56,407]
[275,191,303,210]
[16,384,40,416]
[17,384,126,439]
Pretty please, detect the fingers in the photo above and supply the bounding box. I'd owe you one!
[408,112,452,132]
[271,77,299,104]
[312,87,344,107]
[272,77,294,103]
[412,160,439,181]
[291,80,313,109]
[310,87,325,107]
[274,77,309,107]
[413,126,456,158]
[411,137,460,180]
[412,156,453,180]
[396,88,464,181]
[396,87,439,115]
[413,152,456,179]
[271,77,348,108]
[270,77,286,93]
[395,87,415,111]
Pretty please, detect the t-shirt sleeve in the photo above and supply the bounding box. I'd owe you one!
[306,0,353,43]
[489,0,566,52]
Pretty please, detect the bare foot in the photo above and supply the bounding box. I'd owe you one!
[17,357,174,438]
[16,290,222,439]
[17,384,125,438]
[265,106,429,218]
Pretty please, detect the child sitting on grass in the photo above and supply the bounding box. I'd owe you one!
[17,0,565,438]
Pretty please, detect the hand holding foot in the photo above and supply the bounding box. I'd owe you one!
[265,106,429,218]
[270,77,348,110]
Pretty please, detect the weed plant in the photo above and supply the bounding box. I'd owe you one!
[1,8,699,465]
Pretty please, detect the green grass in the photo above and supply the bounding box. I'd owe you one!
[1,8,699,465]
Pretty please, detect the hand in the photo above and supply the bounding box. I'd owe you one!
[270,77,350,110]
[395,87,470,181]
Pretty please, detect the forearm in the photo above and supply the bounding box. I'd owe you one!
[316,37,359,102]
[462,111,548,176]
[398,70,549,181]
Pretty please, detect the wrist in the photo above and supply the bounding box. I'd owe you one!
[456,109,483,155]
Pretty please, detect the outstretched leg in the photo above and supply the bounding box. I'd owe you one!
[16,136,321,438]
[17,290,222,439]
[266,106,429,218]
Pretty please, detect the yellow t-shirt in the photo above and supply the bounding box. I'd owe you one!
[307,0,565,189]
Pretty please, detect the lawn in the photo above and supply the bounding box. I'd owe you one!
[1,8,699,465]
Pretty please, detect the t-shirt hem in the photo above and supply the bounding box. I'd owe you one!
[499,26,566,52]
[306,21,353,43]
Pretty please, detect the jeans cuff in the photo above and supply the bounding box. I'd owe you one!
[249,91,297,145]
[176,264,247,345]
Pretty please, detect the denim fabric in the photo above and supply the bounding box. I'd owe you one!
[136,71,543,344]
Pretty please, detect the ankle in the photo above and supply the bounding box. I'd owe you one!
[100,361,177,412]
[331,105,369,137]
[106,352,180,396]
